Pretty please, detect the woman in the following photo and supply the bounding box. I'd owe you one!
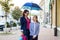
[30,15,40,40]
[20,10,30,40]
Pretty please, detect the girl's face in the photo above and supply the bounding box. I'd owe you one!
[33,16,37,22]
[25,12,29,17]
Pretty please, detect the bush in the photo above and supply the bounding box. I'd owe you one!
[6,22,11,28]
[13,22,17,27]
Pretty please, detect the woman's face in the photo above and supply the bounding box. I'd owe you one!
[25,12,29,17]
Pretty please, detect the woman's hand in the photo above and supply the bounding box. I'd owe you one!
[21,30,23,32]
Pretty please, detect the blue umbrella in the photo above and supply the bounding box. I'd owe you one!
[22,2,42,10]
[22,2,42,20]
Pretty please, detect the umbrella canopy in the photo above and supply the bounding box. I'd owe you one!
[22,2,42,10]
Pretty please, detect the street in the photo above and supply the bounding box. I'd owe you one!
[0,27,60,40]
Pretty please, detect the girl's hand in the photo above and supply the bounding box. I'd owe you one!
[33,35,36,39]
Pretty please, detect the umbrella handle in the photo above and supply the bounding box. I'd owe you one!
[30,17,31,23]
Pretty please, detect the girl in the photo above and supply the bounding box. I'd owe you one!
[30,15,40,40]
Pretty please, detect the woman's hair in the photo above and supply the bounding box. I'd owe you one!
[23,10,29,17]
[34,15,39,23]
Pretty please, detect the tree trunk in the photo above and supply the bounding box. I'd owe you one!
[17,20,18,30]
[5,12,7,33]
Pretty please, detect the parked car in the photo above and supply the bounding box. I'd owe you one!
[0,17,5,31]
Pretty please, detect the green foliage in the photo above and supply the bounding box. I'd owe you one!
[6,22,11,28]
[13,22,17,27]
[12,7,22,20]
[0,0,14,33]
[0,0,14,13]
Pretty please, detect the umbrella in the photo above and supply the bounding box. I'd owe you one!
[22,2,42,10]
[22,2,42,20]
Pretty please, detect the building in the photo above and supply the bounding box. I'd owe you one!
[49,0,60,36]
[39,0,45,27]
[39,0,50,28]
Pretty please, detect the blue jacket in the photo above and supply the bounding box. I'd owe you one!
[20,16,27,30]
[30,22,40,36]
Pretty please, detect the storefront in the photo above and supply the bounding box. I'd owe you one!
[50,0,60,36]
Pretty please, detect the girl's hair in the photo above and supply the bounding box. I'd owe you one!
[23,10,29,17]
[34,15,39,23]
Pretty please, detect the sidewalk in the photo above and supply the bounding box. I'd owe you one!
[0,27,60,40]
[39,27,60,40]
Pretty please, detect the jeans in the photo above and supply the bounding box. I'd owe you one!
[26,29,30,40]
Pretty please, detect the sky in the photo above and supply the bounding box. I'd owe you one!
[0,0,50,16]
[0,0,41,16]
[12,0,41,8]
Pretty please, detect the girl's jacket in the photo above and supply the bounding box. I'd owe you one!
[30,22,40,36]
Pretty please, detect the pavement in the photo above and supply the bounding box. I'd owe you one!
[0,27,60,40]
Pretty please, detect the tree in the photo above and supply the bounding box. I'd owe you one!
[0,0,14,33]
[12,6,22,29]
[12,6,22,21]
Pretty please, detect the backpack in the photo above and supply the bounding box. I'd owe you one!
[19,34,27,40]
[19,36,23,40]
